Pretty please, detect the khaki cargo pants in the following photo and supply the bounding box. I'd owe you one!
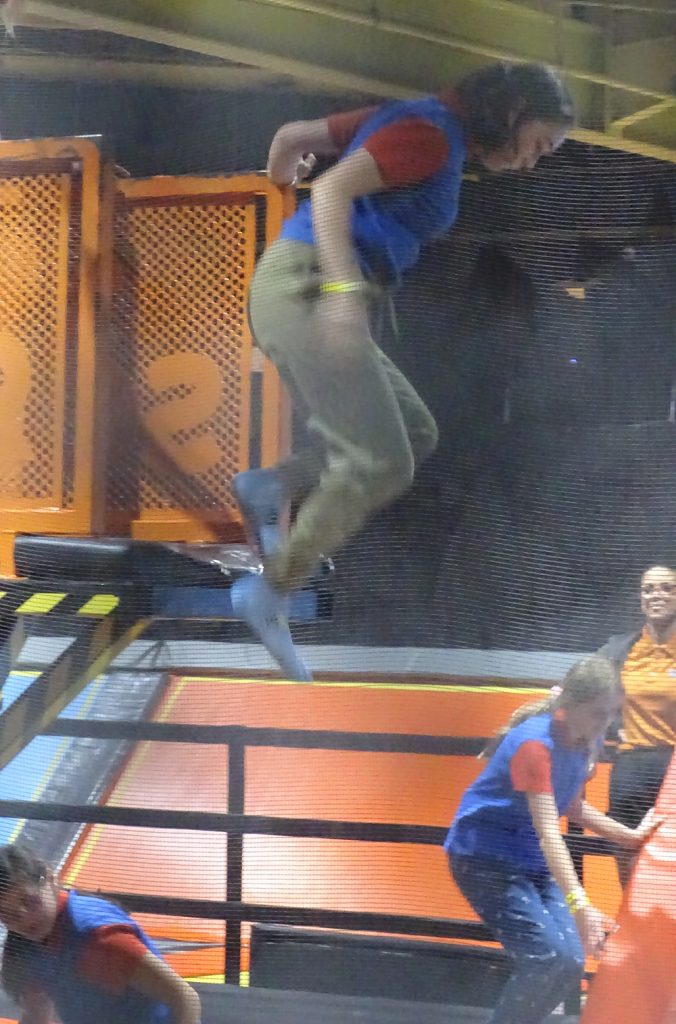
[248,239,438,591]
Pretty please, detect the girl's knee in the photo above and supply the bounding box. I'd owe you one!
[344,449,414,512]
[413,416,439,466]
[381,449,415,497]
[320,436,415,507]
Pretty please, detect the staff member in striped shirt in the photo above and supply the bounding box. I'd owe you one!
[599,563,676,884]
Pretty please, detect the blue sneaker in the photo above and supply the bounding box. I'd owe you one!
[232,468,285,556]
[230,573,312,682]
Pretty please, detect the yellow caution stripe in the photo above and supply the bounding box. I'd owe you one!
[16,593,67,614]
[13,592,120,616]
[77,595,119,616]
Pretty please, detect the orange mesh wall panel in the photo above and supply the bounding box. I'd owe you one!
[110,175,290,542]
[0,138,112,567]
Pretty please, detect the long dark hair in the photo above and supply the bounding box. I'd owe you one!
[481,654,620,758]
[455,62,575,152]
[0,845,50,1004]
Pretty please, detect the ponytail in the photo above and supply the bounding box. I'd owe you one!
[481,694,556,759]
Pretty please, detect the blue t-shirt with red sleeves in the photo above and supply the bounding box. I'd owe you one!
[280,95,468,284]
[445,713,591,873]
[25,891,172,1024]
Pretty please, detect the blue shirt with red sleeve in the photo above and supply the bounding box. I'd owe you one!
[444,713,591,873]
[24,890,172,1024]
[280,93,468,284]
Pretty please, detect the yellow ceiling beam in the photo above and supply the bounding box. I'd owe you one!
[573,124,676,164]
[18,0,676,162]
[610,100,676,154]
[0,52,289,90]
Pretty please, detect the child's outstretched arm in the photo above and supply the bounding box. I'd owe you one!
[528,793,615,957]
[568,800,663,848]
[128,952,201,1024]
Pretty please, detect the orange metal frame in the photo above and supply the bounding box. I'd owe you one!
[0,137,112,571]
[114,172,292,543]
[0,149,292,566]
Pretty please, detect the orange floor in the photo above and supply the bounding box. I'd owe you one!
[62,676,622,975]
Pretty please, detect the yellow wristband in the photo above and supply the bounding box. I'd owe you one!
[320,280,367,295]
[565,889,589,912]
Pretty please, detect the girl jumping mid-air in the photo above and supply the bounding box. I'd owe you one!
[445,655,662,1024]
[231,62,575,679]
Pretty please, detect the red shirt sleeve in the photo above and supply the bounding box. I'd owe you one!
[327,106,381,149]
[510,741,553,794]
[327,110,450,188]
[363,119,450,187]
[77,926,149,994]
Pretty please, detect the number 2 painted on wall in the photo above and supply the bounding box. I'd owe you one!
[144,351,223,475]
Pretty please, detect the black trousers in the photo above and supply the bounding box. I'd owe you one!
[608,746,673,886]
[609,746,673,828]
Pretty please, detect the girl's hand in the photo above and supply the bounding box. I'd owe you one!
[266,119,338,186]
[628,807,665,848]
[291,152,318,185]
[575,904,617,958]
[268,151,317,187]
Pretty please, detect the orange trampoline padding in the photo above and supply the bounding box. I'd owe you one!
[164,946,225,978]
[581,751,676,1024]
[156,676,545,737]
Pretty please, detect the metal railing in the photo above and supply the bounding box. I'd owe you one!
[0,717,612,1001]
